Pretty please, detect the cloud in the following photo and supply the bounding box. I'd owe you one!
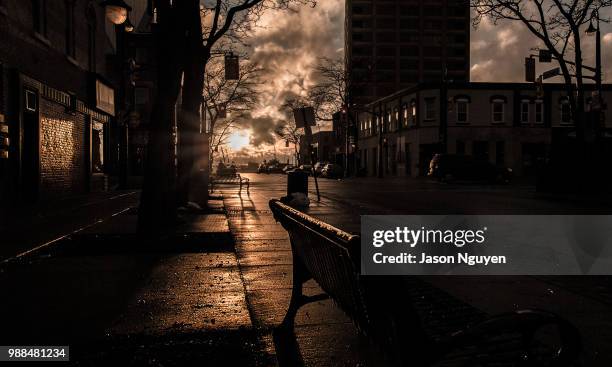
[227,1,612,159]
[218,1,344,158]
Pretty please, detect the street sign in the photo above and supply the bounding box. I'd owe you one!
[539,49,552,63]
[542,67,560,80]
[224,53,239,80]
[293,107,316,128]
[525,57,536,82]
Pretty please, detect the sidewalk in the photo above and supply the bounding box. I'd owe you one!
[219,182,383,366]
[0,190,140,261]
[0,195,274,366]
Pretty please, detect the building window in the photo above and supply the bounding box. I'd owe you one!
[456,99,469,123]
[402,104,409,126]
[535,100,544,124]
[560,99,571,124]
[87,5,97,72]
[521,100,530,124]
[410,100,417,125]
[492,99,505,123]
[425,98,436,120]
[65,1,76,58]
[32,0,47,37]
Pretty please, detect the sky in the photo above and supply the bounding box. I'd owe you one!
[225,1,612,161]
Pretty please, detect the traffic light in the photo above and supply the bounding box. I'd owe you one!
[539,49,552,63]
[525,57,536,82]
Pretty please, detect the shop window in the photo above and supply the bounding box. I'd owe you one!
[92,121,104,173]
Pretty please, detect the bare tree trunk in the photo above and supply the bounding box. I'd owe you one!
[138,2,187,231]
[177,0,208,208]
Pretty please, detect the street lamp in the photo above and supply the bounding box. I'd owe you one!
[586,9,603,127]
[124,14,134,32]
[100,0,132,25]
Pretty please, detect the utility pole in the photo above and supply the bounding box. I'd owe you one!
[377,104,383,178]
[439,67,448,154]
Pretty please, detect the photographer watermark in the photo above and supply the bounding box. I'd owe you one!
[361,215,612,275]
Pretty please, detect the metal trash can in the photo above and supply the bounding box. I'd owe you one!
[287,170,308,197]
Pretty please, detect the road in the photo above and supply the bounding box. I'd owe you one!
[241,172,612,217]
[228,172,612,366]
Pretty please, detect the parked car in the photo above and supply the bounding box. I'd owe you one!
[314,162,328,176]
[267,164,285,174]
[321,163,344,179]
[428,154,513,183]
[282,165,295,174]
[257,163,268,174]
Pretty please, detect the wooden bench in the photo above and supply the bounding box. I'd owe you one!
[211,173,250,194]
[269,199,582,366]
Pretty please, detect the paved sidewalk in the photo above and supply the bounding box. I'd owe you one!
[219,182,383,366]
[0,190,140,261]
[0,196,274,366]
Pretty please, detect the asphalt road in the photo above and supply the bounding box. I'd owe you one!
[241,172,612,216]
[235,172,612,366]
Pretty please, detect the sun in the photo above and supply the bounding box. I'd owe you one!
[228,130,250,150]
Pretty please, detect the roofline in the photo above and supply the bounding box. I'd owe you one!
[365,81,612,107]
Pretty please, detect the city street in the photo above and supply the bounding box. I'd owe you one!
[0,173,611,365]
[219,173,612,366]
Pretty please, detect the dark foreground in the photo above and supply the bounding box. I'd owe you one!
[0,173,611,366]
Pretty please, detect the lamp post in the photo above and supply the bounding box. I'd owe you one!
[100,0,132,25]
[101,0,132,188]
[586,10,603,127]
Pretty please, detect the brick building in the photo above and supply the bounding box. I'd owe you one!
[0,0,119,205]
[357,82,612,178]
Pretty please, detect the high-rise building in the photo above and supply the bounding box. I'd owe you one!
[345,0,471,105]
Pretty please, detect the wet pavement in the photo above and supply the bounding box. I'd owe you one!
[1,173,611,365]
[220,177,382,366]
[219,173,612,366]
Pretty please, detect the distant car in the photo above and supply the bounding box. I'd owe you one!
[267,164,285,174]
[428,154,513,183]
[282,165,295,174]
[321,163,344,179]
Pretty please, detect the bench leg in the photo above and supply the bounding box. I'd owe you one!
[279,247,312,330]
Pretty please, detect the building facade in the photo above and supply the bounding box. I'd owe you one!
[0,0,119,206]
[357,82,612,178]
[345,0,470,105]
